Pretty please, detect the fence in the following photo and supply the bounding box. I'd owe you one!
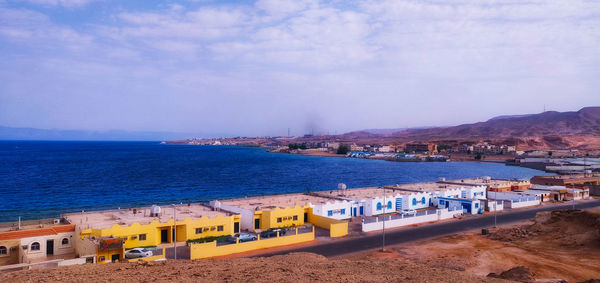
[307,211,348,237]
[361,209,461,232]
[189,226,315,260]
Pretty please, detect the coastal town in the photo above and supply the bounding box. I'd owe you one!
[1,173,598,272]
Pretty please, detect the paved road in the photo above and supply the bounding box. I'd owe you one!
[257,199,600,258]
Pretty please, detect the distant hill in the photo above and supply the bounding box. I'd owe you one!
[399,107,600,139]
[336,107,600,149]
[0,126,214,141]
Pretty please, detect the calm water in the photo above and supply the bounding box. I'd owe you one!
[0,141,550,222]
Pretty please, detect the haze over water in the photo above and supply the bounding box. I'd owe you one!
[0,141,552,222]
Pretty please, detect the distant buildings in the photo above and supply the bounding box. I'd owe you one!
[405,143,437,153]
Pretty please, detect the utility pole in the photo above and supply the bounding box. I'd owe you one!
[494,188,497,228]
[382,187,386,252]
[173,204,177,260]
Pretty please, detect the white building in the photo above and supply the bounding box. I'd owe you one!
[487,191,541,209]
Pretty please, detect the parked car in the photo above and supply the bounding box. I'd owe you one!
[125,248,153,259]
[235,233,258,242]
[402,209,416,216]
[260,228,286,238]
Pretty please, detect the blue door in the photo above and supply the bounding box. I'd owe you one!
[353,207,357,217]
[359,206,364,215]
[395,198,402,211]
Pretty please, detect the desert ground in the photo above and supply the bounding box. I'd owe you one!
[347,209,600,282]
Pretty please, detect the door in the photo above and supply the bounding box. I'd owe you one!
[395,198,403,211]
[254,219,260,230]
[353,207,357,217]
[46,240,54,255]
[359,206,364,215]
[234,222,240,233]
[161,229,169,243]
[303,212,308,222]
[111,254,120,262]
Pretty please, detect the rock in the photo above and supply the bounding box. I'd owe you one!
[487,266,535,282]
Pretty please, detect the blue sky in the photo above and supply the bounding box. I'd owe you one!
[1,0,599,137]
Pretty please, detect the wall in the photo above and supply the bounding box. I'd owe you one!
[73,230,97,263]
[81,216,236,249]
[307,210,348,237]
[261,206,307,230]
[401,192,431,211]
[20,232,75,260]
[57,258,87,266]
[126,248,165,262]
[485,200,504,212]
[0,239,20,265]
[363,195,399,216]
[211,201,255,232]
[505,199,540,209]
[362,209,461,232]
[189,227,314,259]
[310,201,354,220]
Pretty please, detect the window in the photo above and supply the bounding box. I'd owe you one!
[474,203,479,208]
[421,197,426,205]
[327,210,333,216]
[196,228,203,234]
[293,215,298,221]
[0,246,6,255]
[412,198,417,206]
[98,256,105,262]
[439,200,445,205]
[139,234,147,241]
[277,217,282,223]
[376,202,382,211]
[217,225,224,232]
[30,242,40,251]
[340,209,346,215]
[61,238,69,245]
[387,201,392,209]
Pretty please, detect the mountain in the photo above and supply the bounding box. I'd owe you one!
[0,126,216,141]
[390,107,600,149]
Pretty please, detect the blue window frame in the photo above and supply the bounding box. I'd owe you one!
[327,210,333,216]
[387,201,392,209]
[376,202,382,210]
[340,208,346,215]
[439,200,445,205]
[412,198,417,206]
[474,203,479,208]
[421,197,426,204]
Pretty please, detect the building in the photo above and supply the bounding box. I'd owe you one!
[65,204,239,263]
[388,181,487,214]
[487,191,540,209]
[443,177,530,192]
[405,143,437,153]
[211,194,337,232]
[313,187,431,216]
[0,219,77,267]
[531,174,600,196]
[531,185,590,201]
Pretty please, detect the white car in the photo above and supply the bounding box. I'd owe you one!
[402,209,416,216]
[125,248,153,259]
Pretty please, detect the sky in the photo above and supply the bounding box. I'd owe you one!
[0,0,599,137]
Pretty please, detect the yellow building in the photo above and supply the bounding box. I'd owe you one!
[64,204,241,262]
[211,193,342,232]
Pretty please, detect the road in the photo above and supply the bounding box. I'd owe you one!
[257,199,600,258]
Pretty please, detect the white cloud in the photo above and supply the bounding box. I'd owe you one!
[17,0,101,8]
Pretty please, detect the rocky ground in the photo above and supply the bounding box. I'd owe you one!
[353,209,600,283]
[0,252,508,283]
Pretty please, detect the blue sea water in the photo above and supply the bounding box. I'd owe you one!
[0,141,550,222]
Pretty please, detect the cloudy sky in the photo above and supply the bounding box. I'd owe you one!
[1,0,599,137]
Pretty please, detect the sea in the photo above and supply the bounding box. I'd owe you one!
[0,141,551,222]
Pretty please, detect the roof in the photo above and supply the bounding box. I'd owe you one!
[313,187,415,200]
[0,224,75,241]
[218,193,335,210]
[64,204,228,230]
[390,182,476,192]
[442,178,529,188]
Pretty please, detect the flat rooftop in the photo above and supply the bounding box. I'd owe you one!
[390,182,474,192]
[314,187,413,200]
[443,177,529,187]
[532,174,600,181]
[0,218,70,233]
[218,193,335,211]
[64,204,228,229]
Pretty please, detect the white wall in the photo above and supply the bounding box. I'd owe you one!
[362,209,462,232]
[486,200,504,212]
[506,199,540,209]
[310,200,354,220]
[210,201,254,232]
[402,192,431,210]
[462,185,487,200]
[20,232,75,259]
